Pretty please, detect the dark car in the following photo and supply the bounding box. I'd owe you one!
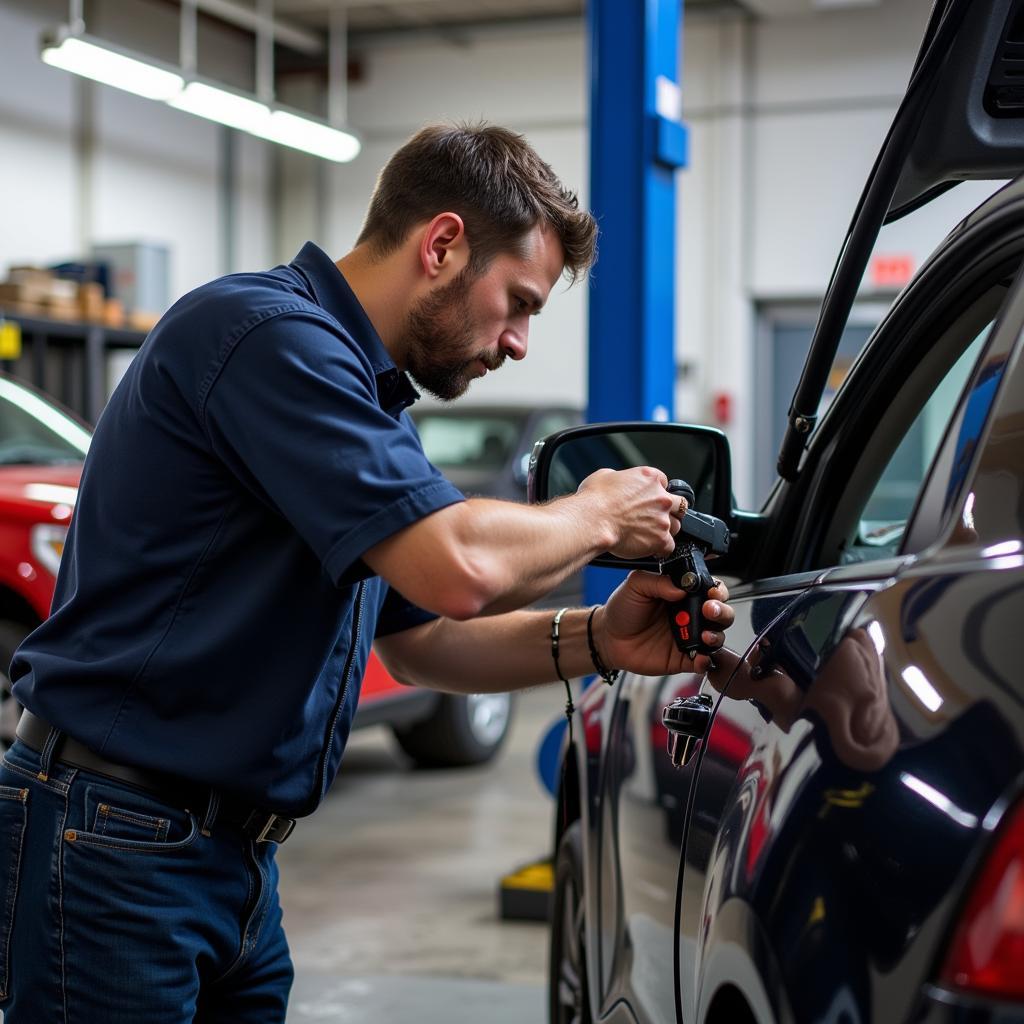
[411,403,581,502]
[534,2,1024,1022]
[412,402,584,612]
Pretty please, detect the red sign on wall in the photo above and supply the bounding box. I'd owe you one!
[869,253,915,288]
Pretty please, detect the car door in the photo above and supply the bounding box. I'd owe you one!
[675,189,1024,1024]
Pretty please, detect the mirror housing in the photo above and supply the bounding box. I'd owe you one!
[528,422,735,572]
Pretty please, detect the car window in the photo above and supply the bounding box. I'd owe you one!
[0,377,91,466]
[845,325,990,562]
[415,413,524,470]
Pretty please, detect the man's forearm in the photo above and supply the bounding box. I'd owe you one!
[363,466,679,621]
[365,495,615,620]
[456,498,610,615]
[376,606,607,694]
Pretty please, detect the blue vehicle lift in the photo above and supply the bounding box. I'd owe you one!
[508,4,690,919]
[519,1,690,892]
[585,0,688,605]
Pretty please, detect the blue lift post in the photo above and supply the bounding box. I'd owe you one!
[585,0,689,607]
[516,3,691,917]
[515,2,690,918]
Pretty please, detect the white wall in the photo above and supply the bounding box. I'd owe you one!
[324,22,589,410]
[0,0,274,302]
[0,2,80,272]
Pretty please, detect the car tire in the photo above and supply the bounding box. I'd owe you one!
[0,620,30,753]
[392,691,513,768]
[549,821,592,1024]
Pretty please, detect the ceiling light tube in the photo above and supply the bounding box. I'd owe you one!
[253,108,361,163]
[41,32,183,102]
[169,80,271,132]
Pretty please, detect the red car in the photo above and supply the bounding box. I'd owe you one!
[0,374,512,767]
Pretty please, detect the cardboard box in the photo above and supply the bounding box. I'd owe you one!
[103,298,125,329]
[42,297,80,321]
[0,280,50,305]
[78,282,106,322]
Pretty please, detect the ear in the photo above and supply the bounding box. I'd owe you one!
[419,213,469,280]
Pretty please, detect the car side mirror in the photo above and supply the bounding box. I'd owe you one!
[528,422,735,572]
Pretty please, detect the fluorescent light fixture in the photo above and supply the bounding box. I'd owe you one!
[253,109,361,163]
[41,34,183,102]
[40,30,360,163]
[901,665,943,713]
[169,81,271,132]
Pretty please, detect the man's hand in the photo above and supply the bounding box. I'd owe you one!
[575,467,684,560]
[595,570,734,676]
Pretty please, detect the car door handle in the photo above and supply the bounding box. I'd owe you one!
[663,693,714,769]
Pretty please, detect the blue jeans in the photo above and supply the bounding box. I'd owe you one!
[0,738,293,1023]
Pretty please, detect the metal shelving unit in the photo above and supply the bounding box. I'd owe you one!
[0,310,146,424]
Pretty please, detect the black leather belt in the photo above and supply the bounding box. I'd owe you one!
[14,710,296,844]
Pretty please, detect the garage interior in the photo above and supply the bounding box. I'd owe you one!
[0,0,1016,1021]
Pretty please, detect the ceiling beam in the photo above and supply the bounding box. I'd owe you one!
[193,0,326,54]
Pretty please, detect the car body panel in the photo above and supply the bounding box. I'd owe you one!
[548,29,1024,1013]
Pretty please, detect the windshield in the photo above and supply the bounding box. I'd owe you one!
[414,412,525,471]
[0,378,91,466]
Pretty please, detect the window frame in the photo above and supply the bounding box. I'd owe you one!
[748,199,1024,583]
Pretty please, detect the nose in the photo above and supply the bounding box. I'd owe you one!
[500,327,528,362]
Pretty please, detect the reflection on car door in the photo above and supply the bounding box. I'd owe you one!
[675,250,1024,1023]
[598,668,705,1024]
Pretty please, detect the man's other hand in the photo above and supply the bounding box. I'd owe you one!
[595,570,734,677]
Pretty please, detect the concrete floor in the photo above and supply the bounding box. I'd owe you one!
[278,687,561,1023]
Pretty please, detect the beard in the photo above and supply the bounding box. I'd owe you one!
[403,269,505,402]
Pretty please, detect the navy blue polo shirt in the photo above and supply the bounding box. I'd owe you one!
[11,242,465,816]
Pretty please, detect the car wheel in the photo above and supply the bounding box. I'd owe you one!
[392,691,513,768]
[0,620,30,753]
[549,821,592,1024]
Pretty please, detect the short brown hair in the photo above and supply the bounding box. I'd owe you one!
[356,122,597,283]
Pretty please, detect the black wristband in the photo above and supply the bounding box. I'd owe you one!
[586,606,619,684]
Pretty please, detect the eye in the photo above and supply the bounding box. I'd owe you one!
[513,296,528,315]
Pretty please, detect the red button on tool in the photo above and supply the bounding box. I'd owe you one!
[675,610,691,626]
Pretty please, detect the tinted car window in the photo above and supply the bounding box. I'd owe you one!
[847,326,990,562]
[947,316,1024,549]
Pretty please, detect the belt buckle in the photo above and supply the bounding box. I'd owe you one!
[244,810,296,844]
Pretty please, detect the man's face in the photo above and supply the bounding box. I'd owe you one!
[403,223,565,402]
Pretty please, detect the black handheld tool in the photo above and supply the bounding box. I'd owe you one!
[662,479,730,657]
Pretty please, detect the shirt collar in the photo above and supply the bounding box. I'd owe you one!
[290,241,419,416]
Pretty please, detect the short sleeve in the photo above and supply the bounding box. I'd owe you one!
[202,309,465,585]
[374,584,438,638]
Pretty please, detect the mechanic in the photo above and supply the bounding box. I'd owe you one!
[0,122,733,1022]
